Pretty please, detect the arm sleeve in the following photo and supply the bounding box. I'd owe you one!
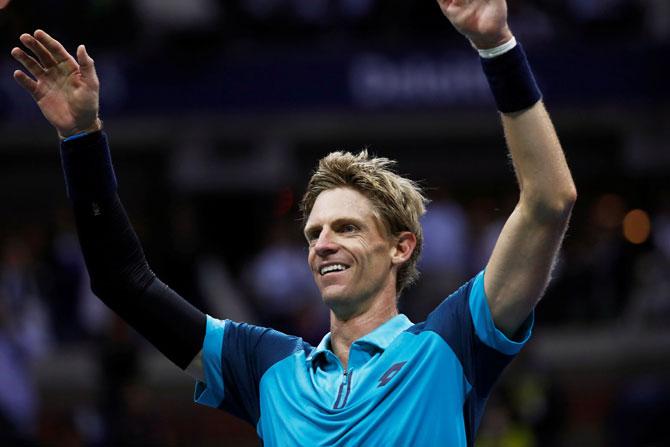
[60,131,206,370]
[194,316,307,426]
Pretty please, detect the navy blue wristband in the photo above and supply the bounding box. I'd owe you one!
[480,43,542,113]
[60,131,118,201]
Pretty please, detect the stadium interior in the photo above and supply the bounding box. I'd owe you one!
[0,1,668,446]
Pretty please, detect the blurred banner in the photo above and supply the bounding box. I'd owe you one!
[1,42,667,119]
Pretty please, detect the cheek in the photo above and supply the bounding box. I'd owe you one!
[307,251,316,271]
[362,242,392,267]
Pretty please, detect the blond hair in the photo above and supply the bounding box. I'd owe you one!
[301,150,428,296]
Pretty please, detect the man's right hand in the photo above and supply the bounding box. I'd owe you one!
[11,29,101,138]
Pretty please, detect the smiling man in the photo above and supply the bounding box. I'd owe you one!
[12,0,575,445]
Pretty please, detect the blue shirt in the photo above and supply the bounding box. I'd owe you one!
[194,271,533,446]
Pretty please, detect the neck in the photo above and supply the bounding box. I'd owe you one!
[329,292,398,370]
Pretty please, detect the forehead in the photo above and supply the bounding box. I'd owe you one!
[305,187,378,228]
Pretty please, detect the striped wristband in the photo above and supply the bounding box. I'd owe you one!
[480,40,542,113]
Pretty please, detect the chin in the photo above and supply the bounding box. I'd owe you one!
[320,286,353,307]
[320,289,346,306]
[321,287,370,317]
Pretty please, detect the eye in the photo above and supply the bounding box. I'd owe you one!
[341,224,357,233]
[305,229,320,244]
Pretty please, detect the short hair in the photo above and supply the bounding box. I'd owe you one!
[300,150,428,296]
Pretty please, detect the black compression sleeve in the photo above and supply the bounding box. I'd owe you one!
[61,131,206,370]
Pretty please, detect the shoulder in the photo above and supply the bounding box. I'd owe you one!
[410,271,533,358]
[212,317,312,374]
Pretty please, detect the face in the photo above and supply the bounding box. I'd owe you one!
[304,187,398,314]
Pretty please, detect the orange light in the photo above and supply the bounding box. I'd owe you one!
[622,209,651,244]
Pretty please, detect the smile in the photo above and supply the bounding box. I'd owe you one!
[319,263,350,276]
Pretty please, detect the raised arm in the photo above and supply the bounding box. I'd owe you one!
[437,1,577,336]
[11,30,207,374]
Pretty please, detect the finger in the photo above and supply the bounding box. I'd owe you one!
[10,47,45,78]
[19,33,58,68]
[13,70,38,97]
[34,29,75,65]
[76,45,96,80]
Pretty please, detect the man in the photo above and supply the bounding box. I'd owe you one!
[11,0,576,445]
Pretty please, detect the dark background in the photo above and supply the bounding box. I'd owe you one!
[0,1,669,446]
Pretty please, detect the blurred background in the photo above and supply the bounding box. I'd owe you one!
[0,0,669,446]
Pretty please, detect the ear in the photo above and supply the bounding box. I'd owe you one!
[390,231,417,266]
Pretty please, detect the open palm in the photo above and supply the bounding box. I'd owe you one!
[11,30,100,137]
[436,0,512,48]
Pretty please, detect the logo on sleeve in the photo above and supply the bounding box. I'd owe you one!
[377,361,407,387]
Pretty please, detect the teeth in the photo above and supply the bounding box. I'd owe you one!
[320,264,347,275]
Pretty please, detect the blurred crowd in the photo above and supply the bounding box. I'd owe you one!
[1,183,669,445]
[0,0,669,55]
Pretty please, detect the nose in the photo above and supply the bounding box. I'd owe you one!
[313,228,338,258]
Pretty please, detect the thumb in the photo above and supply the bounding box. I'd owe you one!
[76,44,96,79]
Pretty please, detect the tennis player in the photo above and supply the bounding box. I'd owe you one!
[11,0,576,445]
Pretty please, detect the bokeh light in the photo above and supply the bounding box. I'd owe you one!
[623,209,651,244]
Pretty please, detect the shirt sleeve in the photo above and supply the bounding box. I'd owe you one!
[423,269,533,396]
[468,270,533,355]
[194,316,226,408]
[421,270,534,440]
[194,316,307,426]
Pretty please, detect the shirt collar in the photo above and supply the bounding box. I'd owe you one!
[307,314,413,364]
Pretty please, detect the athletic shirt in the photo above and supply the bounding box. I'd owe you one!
[194,270,533,446]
